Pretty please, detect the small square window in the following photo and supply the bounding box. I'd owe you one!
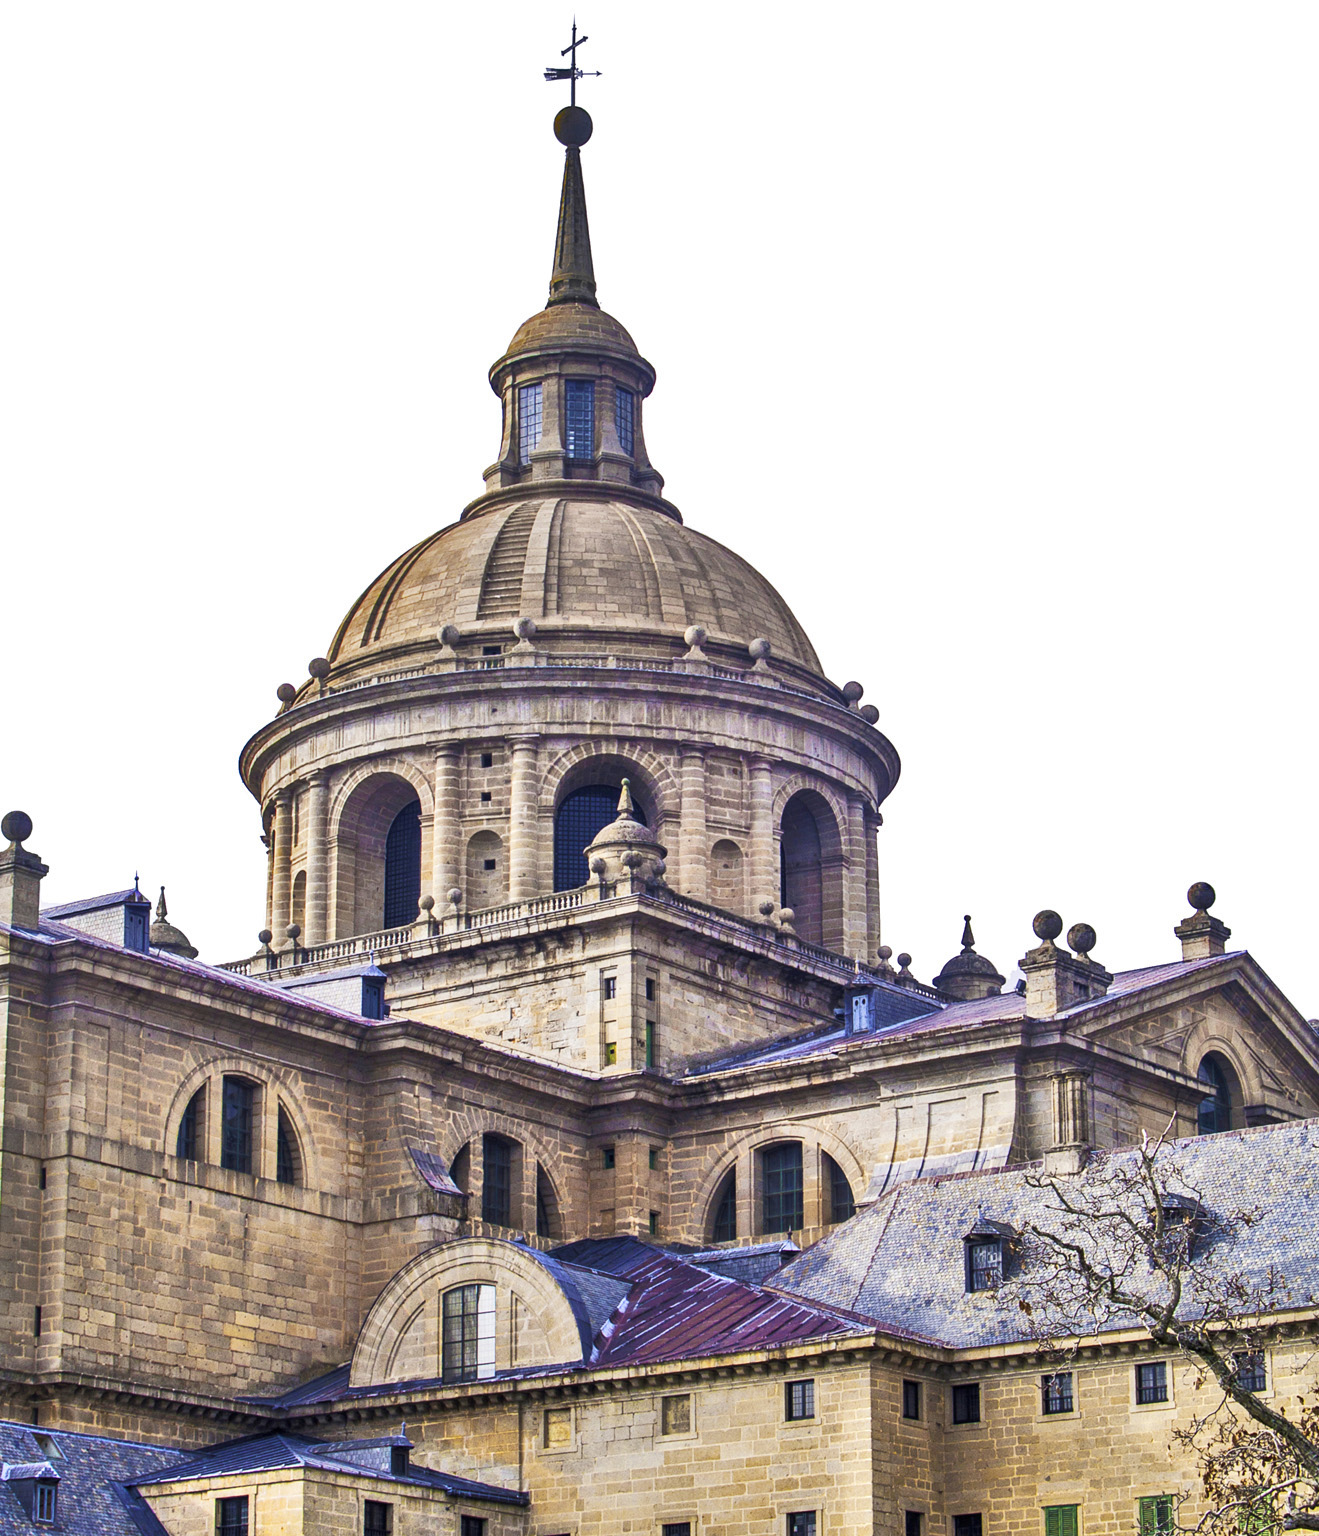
[1136,1362,1169,1405]
[602,976,617,1000]
[646,977,656,1000]
[661,1393,692,1435]
[544,1407,572,1448]
[480,751,493,768]
[649,1210,660,1235]
[906,1514,924,1536]
[461,1519,487,1536]
[901,1379,921,1420]
[480,791,492,802]
[954,1517,983,1536]
[216,1496,250,1535]
[663,1525,693,1536]
[649,1147,659,1170]
[483,858,496,871]
[1233,1352,1266,1392]
[1139,1497,1175,1536]
[788,1515,817,1536]
[1042,1371,1074,1415]
[602,1146,616,1169]
[785,1379,815,1421]
[952,1382,981,1424]
[364,1502,394,1536]
[1044,1509,1078,1536]
[605,1042,617,1066]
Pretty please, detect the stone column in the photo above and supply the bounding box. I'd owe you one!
[739,1146,758,1238]
[304,770,330,946]
[866,809,881,960]
[678,747,708,902]
[844,793,869,960]
[270,789,294,944]
[431,744,462,903]
[507,737,540,902]
[747,757,776,912]
[802,1144,823,1234]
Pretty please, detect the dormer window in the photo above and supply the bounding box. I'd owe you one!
[518,383,542,466]
[442,1283,495,1382]
[565,379,595,460]
[35,1480,57,1524]
[963,1219,1015,1292]
[615,387,635,456]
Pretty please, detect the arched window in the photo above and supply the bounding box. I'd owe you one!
[276,1105,301,1186]
[780,795,825,944]
[383,800,422,927]
[711,1170,736,1242]
[290,869,307,936]
[1197,1054,1237,1135]
[482,1133,515,1227]
[709,838,745,914]
[761,1142,804,1234]
[536,1164,562,1240]
[466,830,507,910]
[220,1076,256,1175]
[441,1283,495,1383]
[176,1087,205,1162]
[553,784,647,891]
[824,1152,855,1224]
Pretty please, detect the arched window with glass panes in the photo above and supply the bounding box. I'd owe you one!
[553,785,647,891]
[383,800,422,928]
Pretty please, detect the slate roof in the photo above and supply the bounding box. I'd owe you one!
[0,1421,186,1535]
[129,1431,527,1505]
[40,889,147,917]
[772,1115,1319,1349]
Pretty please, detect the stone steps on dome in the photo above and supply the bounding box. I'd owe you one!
[477,502,540,618]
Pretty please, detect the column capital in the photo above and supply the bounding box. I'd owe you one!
[273,786,294,804]
[306,767,331,787]
[749,755,775,775]
[678,743,707,762]
[435,741,463,761]
[508,734,540,749]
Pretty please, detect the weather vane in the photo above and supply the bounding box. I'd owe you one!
[543,20,601,108]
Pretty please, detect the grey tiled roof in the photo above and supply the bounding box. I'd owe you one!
[772,1116,1319,1349]
[0,1421,187,1535]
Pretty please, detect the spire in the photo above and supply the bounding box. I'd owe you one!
[615,778,635,819]
[156,886,168,923]
[961,914,975,950]
[548,114,597,307]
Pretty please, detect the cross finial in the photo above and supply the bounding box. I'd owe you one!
[544,19,601,107]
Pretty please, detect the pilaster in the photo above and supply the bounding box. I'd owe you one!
[678,746,708,902]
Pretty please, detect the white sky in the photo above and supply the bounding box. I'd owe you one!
[3,3,1316,1016]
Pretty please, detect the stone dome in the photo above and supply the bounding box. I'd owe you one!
[502,302,640,362]
[327,494,823,672]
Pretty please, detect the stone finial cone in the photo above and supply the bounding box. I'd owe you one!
[615,778,635,819]
[549,145,597,307]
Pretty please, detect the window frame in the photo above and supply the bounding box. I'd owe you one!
[785,1378,816,1423]
[901,1378,922,1422]
[1041,1371,1075,1416]
[1135,1361,1171,1408]
[761,1141,804,1235]
[215,1495,250,1534]
[787,1515,818,1536]
[564,378,596,461]
[1233,1351,1267,1394]
[481,1133,513,1227]
[951,1381,982,1426]
[660,1392,694,1437]
[1138,1496,1175,1536]
[441,1282,496,1383]
[219,1076,256,1176]
[1043,1506,1078,1536]
[953,1516,984,1536]
[363,1500,394,1536]
[615,385,636,457]
[34,1481,57,1524]
[965,1238,1004,1293]
[517,382,543,467]
[460,1517,488,1536]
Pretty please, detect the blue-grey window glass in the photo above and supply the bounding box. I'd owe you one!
[364,1501,393,1535]
[712,1171,736,1242]
[442,1286,486,1383]
[1234,1352,1266,1392]
[482,1133,512,1226]
[953,1517,982,1536]
[762,1142,803,1234]
[1137,1361,1168,1404]
[276,1107,297,1186]
[1197,1055,1232,1135]
[951,1383,981,1424]
[553,785,646,891]
[785,1379,814,1420]
[564,379,595,460]
[220,1077,254,1175]
[518,383,542,465]
[1042,1371,1073,1414]
[902,1379,921,1419]
[825,1152,854,1223]
[217,1495,250,1534]
[383,799,422,928]
[967,1239,1003,1292]
[176,1087,204,1161]
[35,1482,56,1522]
[788,1516,817,1536]
[615,387,635,456]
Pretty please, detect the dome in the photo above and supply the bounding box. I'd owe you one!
[932,918,1005,1003]
[503,302,640,362]
[327,495,823,672]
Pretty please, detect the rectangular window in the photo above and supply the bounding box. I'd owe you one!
[649,1147,659,1170]
[565,379,595,460]
[1234,1352,1266,1392]
[482,1134,512,1226]
[661,1393,692,1435]
[602,1145,616,1169]
[220,1077,255,1175]
[480,751,493,767]
[1042,1371,1074,1415]
[648,1210,660,1235]
[364,1502,394,1536]
[901,1379,922,1420]
[605,1042,617,1066]
[966,1239,1003,1292]
[544,1407,572,1448]
[1045,1507,1078,1536]
[442,1283,496,1382]
[276,1107,297,1187]
[482,857,496,871]
[645,977,655,1001]
[518,383,542,465]
[34,1305,41,1337]
[602,975,617,1000]
[389,1446,408,1477]
[461,1519,488,1536]
[34,1483,56,1523]
[1138,1497,1175,1536]
[663,1526,693,1536]
[646,1021,656,1067]
[177,1087,203,1162]
[785,1379,815,1421]
[954,1517,983,1536]
[906,1515,923,1536]
[788,1515,817,1536]
[216,1496,250,1535]
[951,1382,981,1424]
[1137,1362,1169,1405]
[480,790,492,802]
[616,387,635,456]
[762,1142,804,1234]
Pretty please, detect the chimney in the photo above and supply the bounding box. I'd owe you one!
[0,812,48,931]
[1174,882,1231,961]
[1019,911,1112,1018]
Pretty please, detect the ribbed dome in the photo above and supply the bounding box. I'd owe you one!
[327,496,822,672]
[503,302,639,360]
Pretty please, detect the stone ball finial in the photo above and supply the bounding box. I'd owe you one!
[778,907,796,924]
[859,704,880,724]
[513,616,537,641]
[276,683,297,704]
[896,952,912,970]
[878,944,893,961]
[286,923,301,941]
[842,681,864,704]
[419,894,435,913]
[439,623,461,647]
[1067,922,1097,957]
[308,657,331,681]
[748,637,772,660]
[2,811,33,846]
[684,624,707,648]
[1188,881,1216,913]
[258,929,273,947]
[447,887,463,907]
[758,900,776,918]
[554,104,593,147]
[590,856,607,875]
[1032,910,1064,943]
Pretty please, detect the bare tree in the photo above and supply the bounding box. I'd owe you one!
[995,1129,1319,1535]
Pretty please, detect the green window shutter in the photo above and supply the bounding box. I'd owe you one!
[1045,1506,1078,1536]
[1140,1497,1173,1536]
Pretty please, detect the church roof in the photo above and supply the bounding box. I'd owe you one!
[0,1420,187,1535]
